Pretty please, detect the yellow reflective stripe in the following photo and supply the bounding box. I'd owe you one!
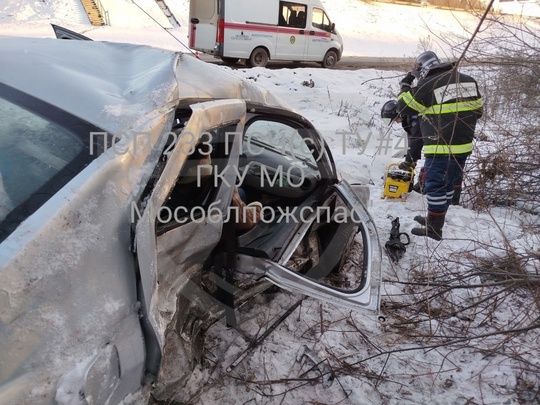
[399,93,483,116]
[423,99,483,115]
[398,92,426,113]
[423,143,473,154]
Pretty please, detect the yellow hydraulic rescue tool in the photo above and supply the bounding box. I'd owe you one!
[382,163,414,201]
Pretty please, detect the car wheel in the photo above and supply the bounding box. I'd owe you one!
[248,47,269,68]
[221,57,239,66]
[320,50,338,69]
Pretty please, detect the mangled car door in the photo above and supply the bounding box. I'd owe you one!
[133,99,245,366]
[235,108,382,312]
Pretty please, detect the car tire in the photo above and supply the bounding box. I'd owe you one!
[248,47,269,68]
[221,57,239,66]
[320,50,338,69]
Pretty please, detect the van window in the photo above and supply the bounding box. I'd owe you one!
[190,0,216,20]
[312,7,333,33]
[279,1,307,28]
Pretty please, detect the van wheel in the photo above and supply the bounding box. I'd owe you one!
[248,48,269,68]
[321,50,338,69]
[221,57,239,66]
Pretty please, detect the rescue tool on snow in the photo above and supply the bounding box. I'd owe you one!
[382,163,414,200]
[384,216,410,263]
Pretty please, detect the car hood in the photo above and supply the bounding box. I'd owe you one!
[0,36,290,136]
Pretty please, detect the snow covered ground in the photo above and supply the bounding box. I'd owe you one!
[1,0,539,404]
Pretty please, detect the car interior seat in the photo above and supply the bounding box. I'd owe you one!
[296,11,306,27]
[288,10,297,26]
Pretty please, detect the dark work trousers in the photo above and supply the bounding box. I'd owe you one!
[423,155,468,213]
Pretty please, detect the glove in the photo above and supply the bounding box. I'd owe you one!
[399,72,415,90]
[400,72,415,85]
[398,161,415,171]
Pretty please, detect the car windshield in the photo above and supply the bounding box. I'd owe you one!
[0,83,101,243]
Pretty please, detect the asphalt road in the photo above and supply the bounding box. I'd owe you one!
[195,53,415,71]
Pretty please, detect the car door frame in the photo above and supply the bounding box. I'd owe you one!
[238,104,382,312]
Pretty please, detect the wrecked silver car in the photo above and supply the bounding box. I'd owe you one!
[0,36,381,404]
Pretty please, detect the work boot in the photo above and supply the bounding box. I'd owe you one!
[451,187,462,205]
[411,213,445,241]
[413,215,427,226]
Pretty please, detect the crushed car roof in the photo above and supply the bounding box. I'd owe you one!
[0,36,289,135]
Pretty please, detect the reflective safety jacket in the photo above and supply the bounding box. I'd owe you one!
[397,62,483,156]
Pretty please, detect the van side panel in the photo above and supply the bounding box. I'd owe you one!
[222,0,278,59]
[189,0,219,53]
[225,0,278,24]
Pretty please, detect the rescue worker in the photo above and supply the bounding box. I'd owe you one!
[397,51,483,240]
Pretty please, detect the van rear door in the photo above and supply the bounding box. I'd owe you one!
[189,0,219,53]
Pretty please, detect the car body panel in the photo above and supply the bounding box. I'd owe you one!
[0,36,381,404]
[0,99,170,404]
[0,37,287,404]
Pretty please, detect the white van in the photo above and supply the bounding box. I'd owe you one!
[188,0,344,68]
